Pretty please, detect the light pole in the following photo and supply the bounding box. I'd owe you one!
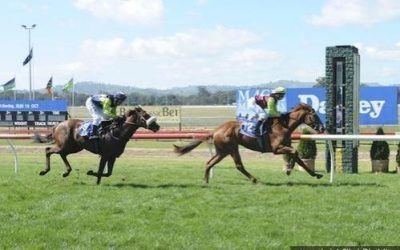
[21,24,36,100]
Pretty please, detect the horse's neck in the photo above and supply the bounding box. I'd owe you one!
[287,113,304,132]
[119,123,139,141]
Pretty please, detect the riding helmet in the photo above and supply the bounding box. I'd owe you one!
[115,92,127,102]
[272,87,286,94]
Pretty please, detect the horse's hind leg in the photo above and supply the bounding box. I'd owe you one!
[60,154,72,177]
[40,146,61,176]
[204,153,226,183]
[230,150,258,183]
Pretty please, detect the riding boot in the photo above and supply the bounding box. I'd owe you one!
[98,123,104,136]
[256,135,266,153]
[89,125,99,139]
[255,120,266,152]
[255,120,263,136]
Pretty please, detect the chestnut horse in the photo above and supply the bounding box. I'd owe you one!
[174,103,325,183]
[35,106,160,184]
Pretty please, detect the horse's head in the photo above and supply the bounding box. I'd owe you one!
[125,106,160,132]
[291,103,325,133]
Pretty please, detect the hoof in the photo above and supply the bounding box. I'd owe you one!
[39,170,47,176]
[252,178,258,184]
[315,173,323,179]
[286,170,292,176]
[62,172,70,178]
[87,170,94,175]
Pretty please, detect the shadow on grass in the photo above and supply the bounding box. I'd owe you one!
[105,182,214,189]
[74,179,384,189]
[259,181,385,188]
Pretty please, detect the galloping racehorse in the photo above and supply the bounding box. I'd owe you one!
[174,103,325,183]
[35,106,160,184]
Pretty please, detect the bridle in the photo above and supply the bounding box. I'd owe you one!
[108,112,147,141]
[106,110,157,141]
[124,111,145,127]
[278,107,321,131]
[303,109,321,131]
[124,110,156,128]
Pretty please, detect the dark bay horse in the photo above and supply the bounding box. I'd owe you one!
[174,103,325,183]
[35,106,160,184]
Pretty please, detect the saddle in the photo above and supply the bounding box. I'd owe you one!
[239,118,272,138]
[78,120,116,142]
[98,120,113,136]
[78,119,121,154]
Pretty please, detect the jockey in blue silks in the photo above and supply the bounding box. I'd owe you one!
[85,92,127,137]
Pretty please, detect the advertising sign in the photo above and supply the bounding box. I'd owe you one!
[236,86,398,125]
[0,100,67,111]
[119,106,180,122]
[0,100,68,127]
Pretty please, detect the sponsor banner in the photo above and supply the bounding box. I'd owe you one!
[236,86,398,125]
[0,100,67,111]
[119,106,180,122]
[285,88,326,123]
[359,87,397,125]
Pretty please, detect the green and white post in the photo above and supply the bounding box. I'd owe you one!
[325,45,360,173]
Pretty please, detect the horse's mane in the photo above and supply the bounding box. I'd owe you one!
[274,103,312,128]
[290,103,312,112]
[277,113,290,127]
[112,108,140,128]
[110,115,126,129]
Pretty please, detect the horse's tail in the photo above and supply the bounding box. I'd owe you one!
[173,136,212,156]
[33,132,54,143]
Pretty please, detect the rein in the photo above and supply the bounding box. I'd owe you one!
[107,120,140,142]
[124,114,146,127]
[106,111,154,140]
[124,120,137,125]
[270,109,310,130]
[104,115,142,141]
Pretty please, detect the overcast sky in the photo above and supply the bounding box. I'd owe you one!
[1,0,400,90]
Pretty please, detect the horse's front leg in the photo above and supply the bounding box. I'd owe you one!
[102,157,116,177]
[87,157,108,184]
[274,146,323,179]
[283,153,296,176]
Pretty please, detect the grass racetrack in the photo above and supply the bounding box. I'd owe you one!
[1,140,400,249]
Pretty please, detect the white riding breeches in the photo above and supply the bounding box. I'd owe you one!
[85,97,110,126]
[247,97,269,121]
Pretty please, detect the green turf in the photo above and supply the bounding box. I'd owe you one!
[1,145,400,249]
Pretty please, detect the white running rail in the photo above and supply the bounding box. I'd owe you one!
[299,134,400,183]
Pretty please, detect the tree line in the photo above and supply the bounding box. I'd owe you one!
[0,86,236,106]
[1,82,398,105]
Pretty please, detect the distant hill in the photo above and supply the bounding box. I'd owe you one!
[53,80,317,96]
